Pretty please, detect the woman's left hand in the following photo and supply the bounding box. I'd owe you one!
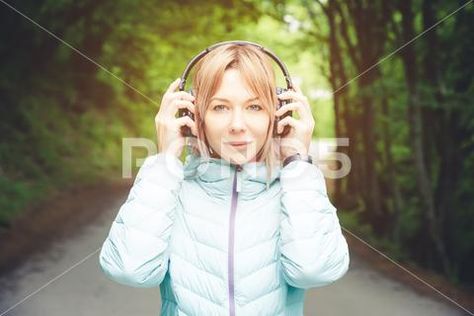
[276,82,315,161]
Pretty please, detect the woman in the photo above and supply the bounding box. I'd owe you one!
[99,42,350,315]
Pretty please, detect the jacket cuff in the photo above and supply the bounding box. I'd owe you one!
[280,160,326,192]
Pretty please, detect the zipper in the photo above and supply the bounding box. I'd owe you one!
[228,164,242,316]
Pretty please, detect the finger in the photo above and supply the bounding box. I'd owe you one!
[175,116,198,136]
[170,91,196,102]
[277,90,308,106]
[293,81,302,94]
[172,99,196,115]
[279,101,313,123]
[166,78,181,94]
[277,116,302,134]
[275,101,307,118]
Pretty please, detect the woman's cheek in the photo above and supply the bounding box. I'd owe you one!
[204,114,231,147]
[248,114,270,134]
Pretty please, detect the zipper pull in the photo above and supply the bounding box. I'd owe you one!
[235,165,242,192]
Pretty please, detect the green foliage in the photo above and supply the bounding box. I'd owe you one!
[0,177,46,227]
[4,0,335,229]
[339,210,373,238]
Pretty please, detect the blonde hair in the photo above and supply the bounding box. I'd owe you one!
[189,43,280,186]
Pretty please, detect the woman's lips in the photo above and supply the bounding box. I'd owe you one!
[226,141,252,148]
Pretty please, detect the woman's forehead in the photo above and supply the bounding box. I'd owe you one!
[210,72,258,97]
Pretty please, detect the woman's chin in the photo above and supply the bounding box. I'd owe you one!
[225,154,258,165]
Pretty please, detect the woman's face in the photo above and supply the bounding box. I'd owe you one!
[204,68,270,165]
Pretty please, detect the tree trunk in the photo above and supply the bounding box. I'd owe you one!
[398,0,451,275]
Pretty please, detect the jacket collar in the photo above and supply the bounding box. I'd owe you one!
[183,153,281,200]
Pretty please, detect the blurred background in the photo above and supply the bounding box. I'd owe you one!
[0,0,473,314]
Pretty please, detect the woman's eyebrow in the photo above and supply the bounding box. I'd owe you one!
[210,96,259,102]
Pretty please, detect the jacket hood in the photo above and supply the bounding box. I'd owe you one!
[183,153,281,200]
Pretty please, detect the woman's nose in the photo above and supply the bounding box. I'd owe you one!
[229,110,246,133]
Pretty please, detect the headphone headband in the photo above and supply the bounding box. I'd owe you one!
[178,40,293,92]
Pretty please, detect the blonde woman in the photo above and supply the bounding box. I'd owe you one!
[99,41,350,315]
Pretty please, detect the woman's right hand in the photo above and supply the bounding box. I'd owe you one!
[155,78,197,157]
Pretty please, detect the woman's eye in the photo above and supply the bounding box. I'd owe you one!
[248,104,263,111]
[212,104,228,111]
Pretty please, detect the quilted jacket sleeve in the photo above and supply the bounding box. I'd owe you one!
[99,153,183,288]
[279,160,350,289]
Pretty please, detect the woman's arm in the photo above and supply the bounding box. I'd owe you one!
[99,153,183,288]
[279,160,350,289]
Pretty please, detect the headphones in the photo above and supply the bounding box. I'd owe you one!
[177,40,294,138]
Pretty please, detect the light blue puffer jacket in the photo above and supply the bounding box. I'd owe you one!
[99,152,350,315]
